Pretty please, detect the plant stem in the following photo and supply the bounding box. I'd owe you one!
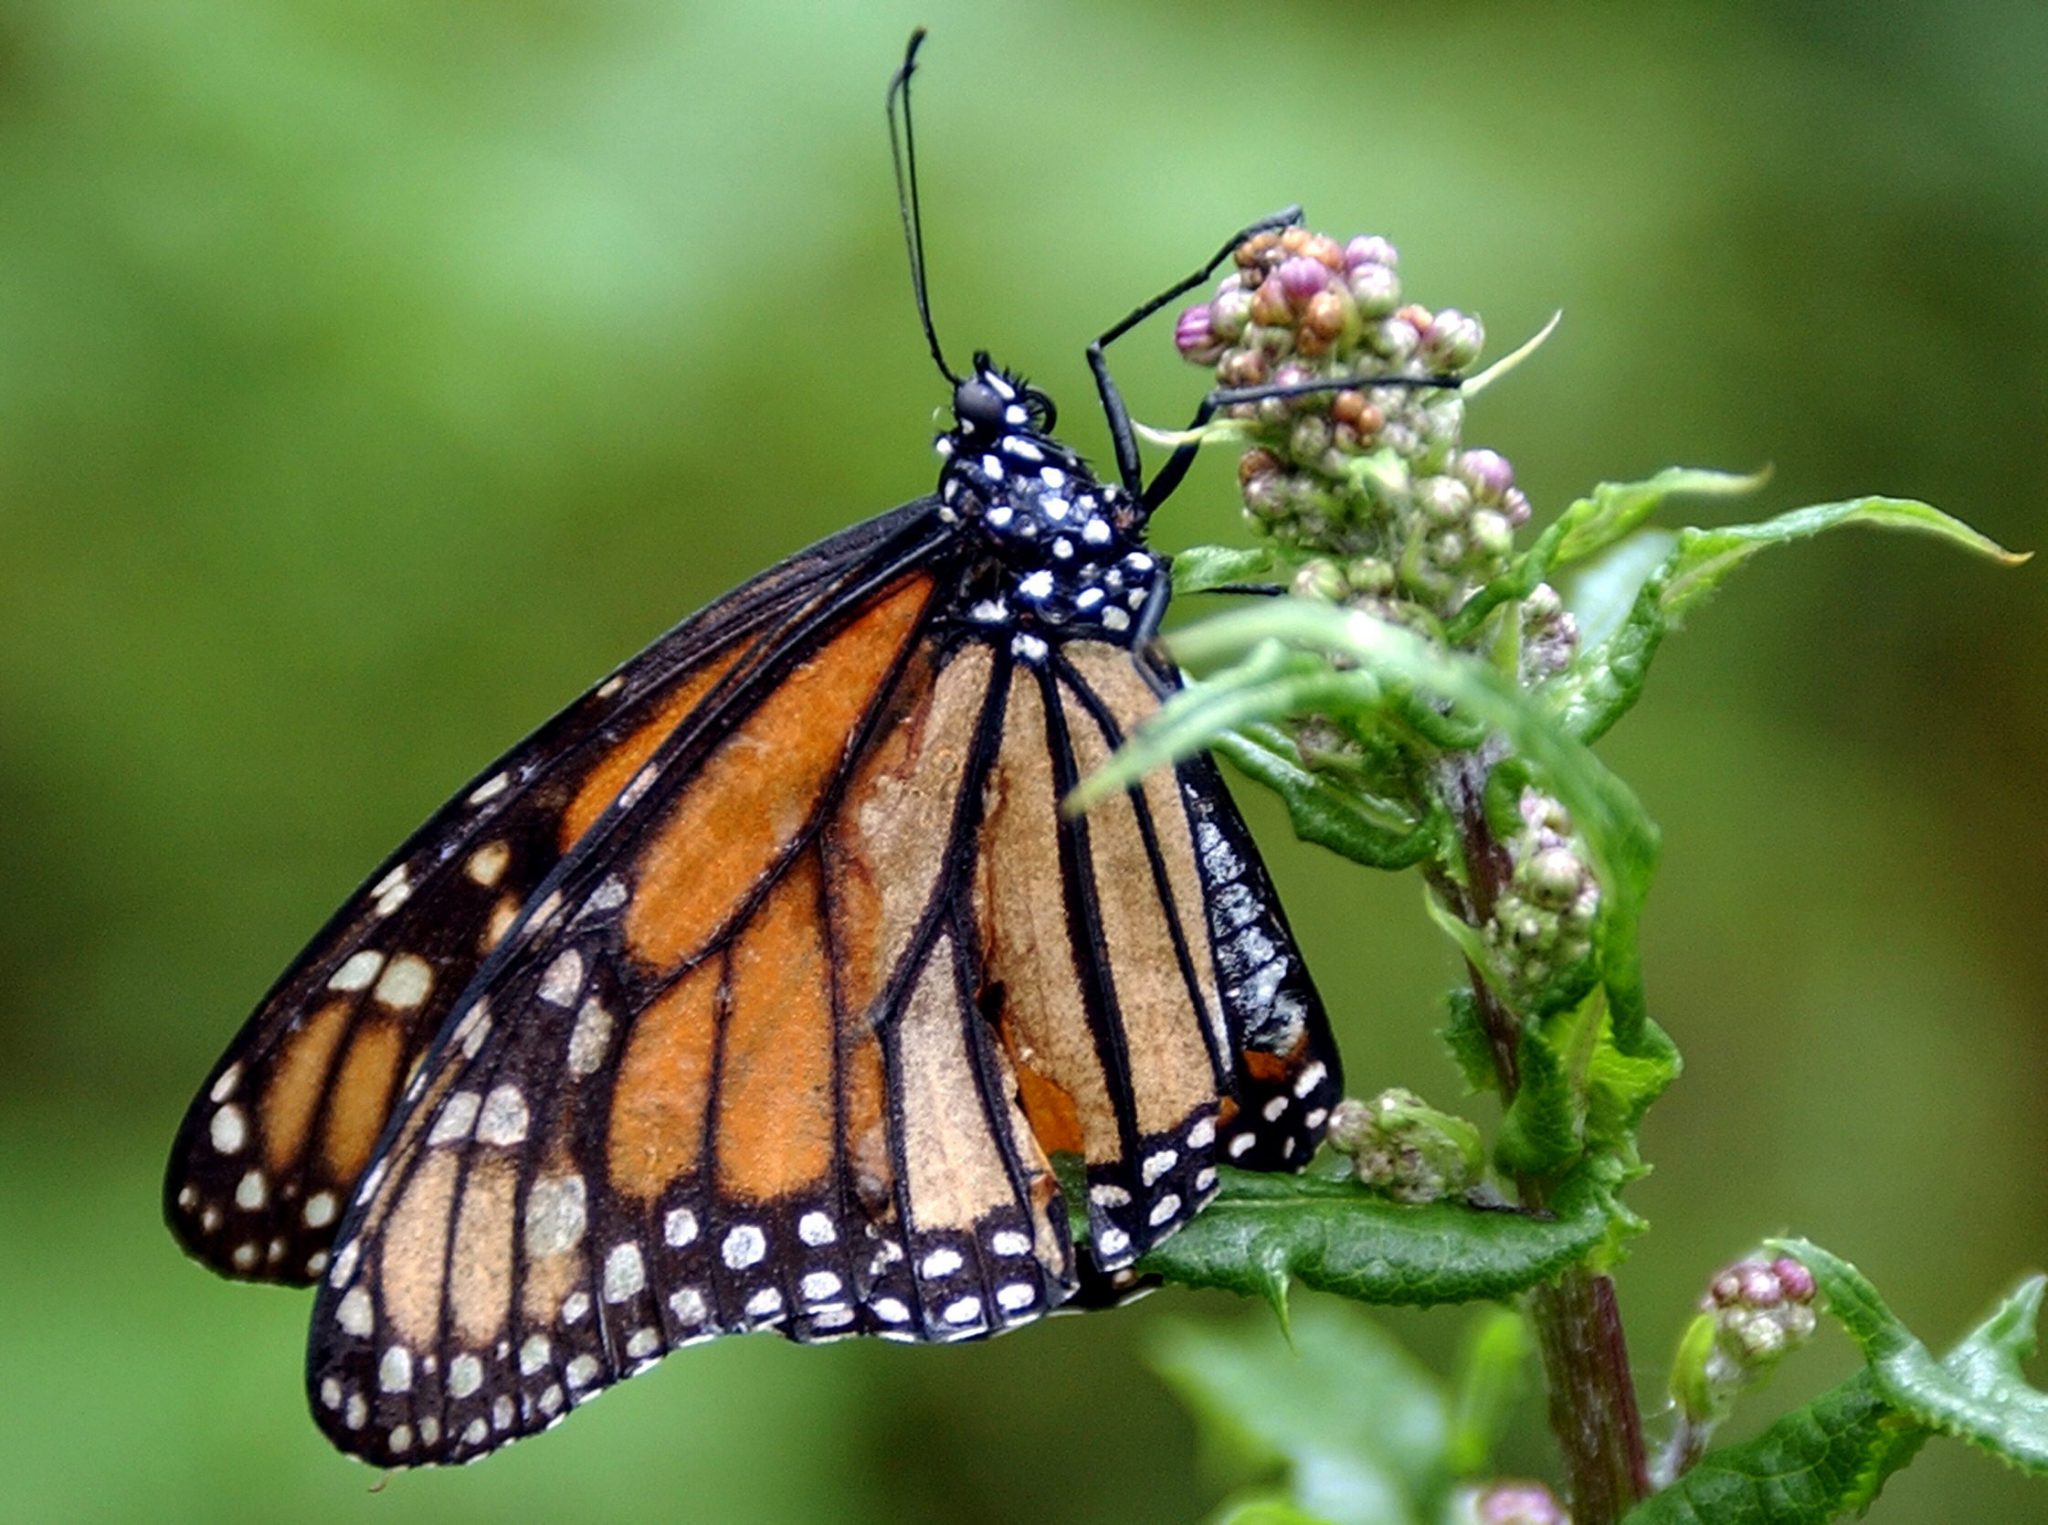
[1441,756,1650,1523]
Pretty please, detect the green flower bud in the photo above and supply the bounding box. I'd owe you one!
[1327,1087,1484,1202]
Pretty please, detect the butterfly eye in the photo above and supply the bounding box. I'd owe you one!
[952,378,1008,434]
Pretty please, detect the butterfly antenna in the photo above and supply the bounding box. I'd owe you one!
[887,28,959,385]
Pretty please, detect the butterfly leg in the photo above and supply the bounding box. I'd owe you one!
[1086,207,1305,496]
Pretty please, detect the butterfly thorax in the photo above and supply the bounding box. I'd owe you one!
[932,356,1162,650]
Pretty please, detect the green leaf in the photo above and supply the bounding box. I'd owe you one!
[1447,467,1766,640]
[1581,1007,1680,1155]
[1445,1306,1533,1475]
[1140,1165,1613,1309]
[1771,1239,2048,1475]
[1211,724,1440,870]
[1661,497,2027,620]
[1546,495,2026,745]
[1553,467,1773,568]
[1153,1304,1450,1525]
[1437,989,1501,1095]
[1175,543,1282,595]
[1495,1015,1578,1176]
[1213,1496,1337,1525]
[1125,598,1663,1054]
[1622,1371,1927,1524]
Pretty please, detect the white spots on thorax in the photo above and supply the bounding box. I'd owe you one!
[1141,1149,1178,1186]
[1125,551,1156,573]
[388,1423,413,1453]
[564,1354,599,1390]
[722,1223,766,1270]
[199,1206,222,1233]
[336,1284,374,1336]
[1039,466,1067,489]
[538,949,584,1006]
[969,598,1008,624]
[373,953,433,1011]
[1040,495,1069,522]
[1294,1061,1329,1098]
[797,1210,835,1247]
[985,504,1013,530]
[1081,518,1111,546]
[371,866,412,918]
[990,1229,1031,1258]
[493,1393,516,1430]
[669,1286,708,1325]
[234,1170,266,1210]
[1101,607,1131,634]
[1018,569,1054,601]
[1011,632,1048,663]
[176,1185,198,1211]
[1148,1194,1183,1227]
[319,1376,342,1410]
[800,1270,842,1303]
[467,772,511,806]
[418,1414,442,1446]
[465,841,510,887]
[209,1104,247,1155]
[1002,403,1028,426]
[379,1345,413,1393]
[568,999,613,1075]
[429,1090,481,1145]
[603,1242,646,1303]
[920,1247,963,1279]
[476,1085,529,1146]
[328,950,385,992]
[209,1063,242,1103]
[664,1207,699,1248]
[1050,537,1073,560]
[980,454,1004,479]
[1003,436,1043,464]
[524,1173,588,1256]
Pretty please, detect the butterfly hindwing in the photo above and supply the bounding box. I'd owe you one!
[164,503,937,1286]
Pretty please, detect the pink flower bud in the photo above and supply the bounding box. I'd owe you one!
[1344,234,1399,272]
[1277,254,1332,306]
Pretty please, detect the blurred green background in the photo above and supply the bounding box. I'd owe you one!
[2,1,2041,1519]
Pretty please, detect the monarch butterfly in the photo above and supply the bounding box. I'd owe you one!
[165,32,1357,1467]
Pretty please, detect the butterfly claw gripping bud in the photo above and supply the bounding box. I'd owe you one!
[1326,1087,1484,1203]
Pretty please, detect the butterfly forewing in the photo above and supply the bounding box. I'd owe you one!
[164,503,935,1285]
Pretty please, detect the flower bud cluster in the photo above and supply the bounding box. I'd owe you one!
[1519,581,1580,682]
[1174,227,1531,622]
[1454,1481,1571,1525]
[1484,790,1600,994]
[1700,1255,1819,1373]
[1325,1087,1483,1203]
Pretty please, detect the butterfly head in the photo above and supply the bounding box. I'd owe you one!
[947,352,1056,443]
